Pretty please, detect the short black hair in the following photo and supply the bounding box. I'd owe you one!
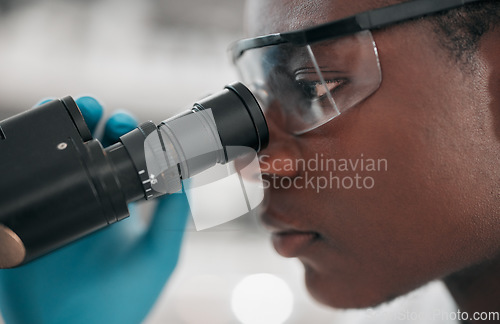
[429,1,500,65]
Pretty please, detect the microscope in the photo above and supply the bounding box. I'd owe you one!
[0,83,268,268]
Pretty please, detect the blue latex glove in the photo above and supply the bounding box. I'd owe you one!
[0,97,190,324]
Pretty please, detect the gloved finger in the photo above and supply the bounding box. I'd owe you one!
[80,203,144,244]
[102,111,137,147]
[89,203,148,246]
[33,98,56,108]
[144,193,190,251]
[75,96,104,134]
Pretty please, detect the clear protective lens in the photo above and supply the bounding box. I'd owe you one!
[234,30,381,135]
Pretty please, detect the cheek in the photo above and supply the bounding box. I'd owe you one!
[297,100,491,308]
[293,27,500,307]
[363,74,487,252]
[335,26,497,257]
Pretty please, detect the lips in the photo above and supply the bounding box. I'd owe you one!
[272,231,319,258]
[260,190,321,258]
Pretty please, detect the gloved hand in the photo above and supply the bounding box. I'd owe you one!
[0,97,190,324]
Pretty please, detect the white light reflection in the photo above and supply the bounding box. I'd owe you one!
[231,273,294,324]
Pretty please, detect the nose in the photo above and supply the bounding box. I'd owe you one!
[259,116,302,178]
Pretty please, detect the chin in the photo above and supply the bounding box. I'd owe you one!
[302,263,406,309]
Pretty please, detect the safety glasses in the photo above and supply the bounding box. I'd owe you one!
[230,0,485,135]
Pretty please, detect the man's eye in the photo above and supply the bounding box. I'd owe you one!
[297,80,320,98]
[297,79,346,100]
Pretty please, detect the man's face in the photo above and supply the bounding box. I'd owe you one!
[247,0,500,308]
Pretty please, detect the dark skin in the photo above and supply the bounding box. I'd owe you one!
[246,0,500,319]
[443,28,500,317]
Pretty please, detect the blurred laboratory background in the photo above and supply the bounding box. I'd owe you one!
[0,0,458,323]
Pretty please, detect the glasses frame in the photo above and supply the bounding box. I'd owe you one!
[230,0,485,62]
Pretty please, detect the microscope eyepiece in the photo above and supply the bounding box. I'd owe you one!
[106,82,269,202]
[198,82,269,153]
